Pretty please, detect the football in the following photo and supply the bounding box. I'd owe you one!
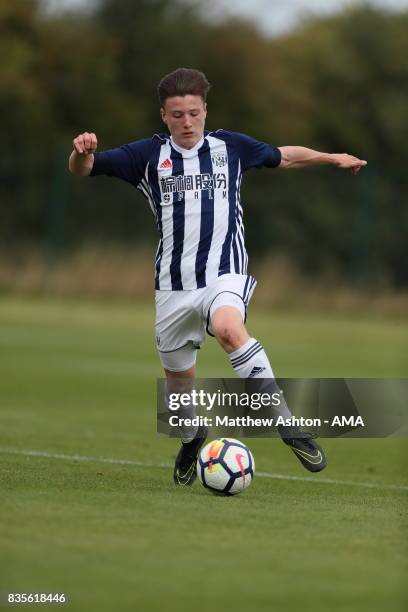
[197,438,255,495]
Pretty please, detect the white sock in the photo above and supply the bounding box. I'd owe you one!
[165,381,197,443]
[229,338,292,420]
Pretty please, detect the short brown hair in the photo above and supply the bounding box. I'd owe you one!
[157,68,211,106]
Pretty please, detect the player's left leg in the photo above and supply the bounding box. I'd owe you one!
[210,304,327,473]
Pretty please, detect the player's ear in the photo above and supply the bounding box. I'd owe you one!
[160,107,167,124]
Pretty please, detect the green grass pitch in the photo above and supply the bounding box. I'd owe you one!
[1,296,407,611]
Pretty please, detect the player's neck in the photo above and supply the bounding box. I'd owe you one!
[170,134,204,151]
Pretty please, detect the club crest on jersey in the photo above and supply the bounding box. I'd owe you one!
[211,152,228,167]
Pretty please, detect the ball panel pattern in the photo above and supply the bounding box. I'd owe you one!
[197,439,255,495]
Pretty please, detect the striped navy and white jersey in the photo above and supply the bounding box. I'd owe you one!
[91,129,281,290]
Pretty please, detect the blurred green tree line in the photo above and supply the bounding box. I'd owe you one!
[1,0,407,286]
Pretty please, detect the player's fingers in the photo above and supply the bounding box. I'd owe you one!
[73,136,84,154]
[352,157,367,166]
[89,133,97,152]
[82,132,91,153]
[353,160,367,172]
[347,157,367,171]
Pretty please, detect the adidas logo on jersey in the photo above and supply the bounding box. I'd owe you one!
[159,158,173,169]
[249,366,266,377]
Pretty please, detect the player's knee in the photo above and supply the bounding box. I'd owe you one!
[212,314,247,352]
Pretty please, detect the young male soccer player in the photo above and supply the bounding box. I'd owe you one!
[69,68,367,486]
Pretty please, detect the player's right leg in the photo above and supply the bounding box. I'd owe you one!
[163,364,207,486]
[155,289,207,486]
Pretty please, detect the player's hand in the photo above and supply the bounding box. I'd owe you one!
[331,153,367,175]
[73,132,98,155]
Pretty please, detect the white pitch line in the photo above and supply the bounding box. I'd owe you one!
[1,447,407,492]
[255,471,408,491]
[0,448,171,469]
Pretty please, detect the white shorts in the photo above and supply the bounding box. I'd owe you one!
[155,273,257,372]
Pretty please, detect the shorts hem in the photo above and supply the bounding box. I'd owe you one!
[157,341,191,353]
[161,360,197,373]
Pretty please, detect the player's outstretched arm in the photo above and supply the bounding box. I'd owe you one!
[278,146,367,175]
[68,132,98,176]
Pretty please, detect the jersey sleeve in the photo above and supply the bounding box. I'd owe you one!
[221,131,281,172]
[90,138,153,187]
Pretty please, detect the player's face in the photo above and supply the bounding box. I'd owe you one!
[161,95,207,149]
